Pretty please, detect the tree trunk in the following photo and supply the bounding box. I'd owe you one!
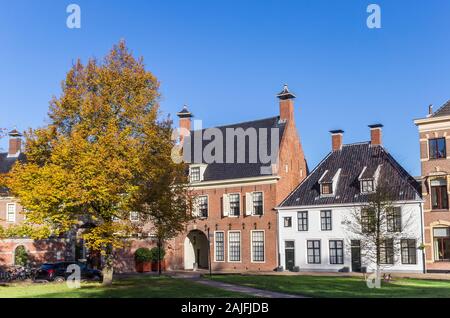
[158,239,162,276]
[102,244,114,286]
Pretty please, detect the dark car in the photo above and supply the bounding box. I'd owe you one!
[34,262,102,283]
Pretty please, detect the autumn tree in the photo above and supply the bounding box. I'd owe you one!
[6,41,191,285]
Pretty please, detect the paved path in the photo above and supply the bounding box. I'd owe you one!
[168,271,305,298]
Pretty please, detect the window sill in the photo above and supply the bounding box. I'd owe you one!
[430,209,449,212]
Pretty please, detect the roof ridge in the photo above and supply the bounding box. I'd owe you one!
[191,115,281,132]
[432,100,450,117]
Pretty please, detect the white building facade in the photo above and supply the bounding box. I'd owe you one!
[276,126,425,273]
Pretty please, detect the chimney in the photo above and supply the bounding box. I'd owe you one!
[277,84,296,122]
[176,105,193,143]
[330,130,344,152]
[8,129,22,157]
[427,104,433,117]
[369,124,383,146]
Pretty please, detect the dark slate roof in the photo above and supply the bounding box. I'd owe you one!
[184,116,286,181]
[0,152,26,194]
[431,100,450,117]
[0,152,25,174]
[280,142,421,207]
[177,105,193,118]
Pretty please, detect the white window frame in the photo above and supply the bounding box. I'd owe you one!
[190,166,201,182]
[227,230,242,263]
[251,191,264,216]
[6,203,16,223]
[227,193,241,217]
[129,211,140,222]
[250,230,265,263]
[195,195,209,218]
[214,231,225,262]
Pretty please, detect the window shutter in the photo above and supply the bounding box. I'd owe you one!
[223,194,229,217]
[192,197,200,217]
[245,193,252,216]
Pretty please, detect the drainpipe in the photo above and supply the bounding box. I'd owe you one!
[419,202,426,274]
[275,208,280,269]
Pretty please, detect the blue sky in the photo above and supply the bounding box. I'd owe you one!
[1,0,450,176]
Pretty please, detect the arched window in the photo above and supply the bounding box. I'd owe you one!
[14,245,28,266]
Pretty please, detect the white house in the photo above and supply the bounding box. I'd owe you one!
[276,125,425,273]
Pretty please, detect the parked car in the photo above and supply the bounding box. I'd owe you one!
[34,262,102,283]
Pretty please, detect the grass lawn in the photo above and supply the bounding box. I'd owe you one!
[0,275,250,298]
[208,274,450,298]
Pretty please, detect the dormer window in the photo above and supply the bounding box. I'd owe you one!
[358,165,381,194]
[190,167,201,182]
[318,169,341,197]
[361,179,374,193]
[321,183,333,195]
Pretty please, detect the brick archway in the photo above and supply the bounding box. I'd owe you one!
[184,230,209,270]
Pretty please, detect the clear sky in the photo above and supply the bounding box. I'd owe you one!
[1,0,450,176]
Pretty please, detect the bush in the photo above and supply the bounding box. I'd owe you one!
[149,247,165,262]
[134,247,152,263]
[14,245,28,266]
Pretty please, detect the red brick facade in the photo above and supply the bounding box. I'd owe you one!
[168,88,307,272]
[415,112,450,272]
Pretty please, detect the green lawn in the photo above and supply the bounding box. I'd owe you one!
[208,274,450,298]
[0,275,249,298]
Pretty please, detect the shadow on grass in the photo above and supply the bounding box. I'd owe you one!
[208,275,450,298]
[0,275,250,298]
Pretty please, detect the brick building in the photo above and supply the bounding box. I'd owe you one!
[0,130,72,267]
[167,85,308,271]
[415,102,450,272]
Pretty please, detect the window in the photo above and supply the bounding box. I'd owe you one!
[251,231,265,262]
[228,231,241,262]
[380,239,394,264]
[7,203,16,223]
[401,239,417,264]
[429,138,446,159]
[321,210,332,231]
[252,192,263,215]
[190,167,201,182]
[387,207,402,232]
[229,194,240,216]
[433,227,450,261]
[307,240,321,264]
[361,179,374,193]
[197,196,208,218]
[329,240,344,264]
[297,211,308,231]
[129,211,139,222]
[321,183,333,195]
[284,217,292,228]
[361,209,376,233]
[215,232,225,262]
[431,179,448,210]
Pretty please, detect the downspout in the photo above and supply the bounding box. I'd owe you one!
[275,207,280,270]
[419,202,426,274]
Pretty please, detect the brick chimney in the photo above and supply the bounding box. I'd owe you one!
[8,129,22,157]
[277,84,296,122]
[330,130,344,152]
[177,105,193,144]
[369,124,383,146]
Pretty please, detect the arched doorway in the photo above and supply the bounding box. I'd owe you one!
[184,230,209,270]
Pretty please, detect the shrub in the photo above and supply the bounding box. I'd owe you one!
[149,247,165,262]
[134,247,152,263]
[14,245,28,266]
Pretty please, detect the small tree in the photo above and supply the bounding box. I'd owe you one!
[345,180,418,278]
[132,120,194,275]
